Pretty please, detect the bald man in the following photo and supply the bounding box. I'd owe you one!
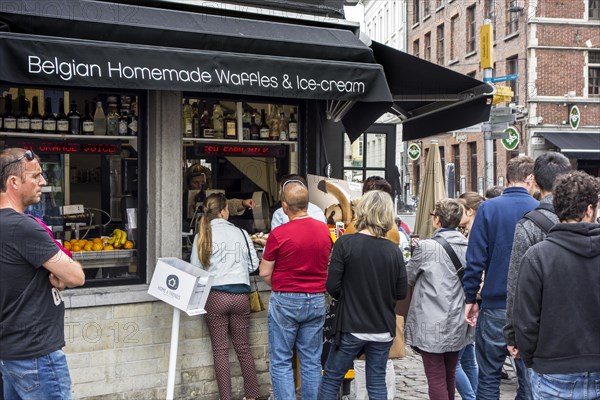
[260,180,332,400]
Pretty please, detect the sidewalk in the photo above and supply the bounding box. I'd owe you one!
[393,347,518,399]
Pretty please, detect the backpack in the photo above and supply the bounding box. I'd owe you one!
[522,202,556,234]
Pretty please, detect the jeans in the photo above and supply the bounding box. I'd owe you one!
[455,343,478,400]
[530,370,600,400]
[318,332,392,400]
[0,349,72,400]
[475,308,532,400]
[268,291,326,400]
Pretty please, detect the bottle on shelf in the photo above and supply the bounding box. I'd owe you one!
[106,97,119,136]
[224,111,237,139]
[268,106,280,141]
[68,100,81,135]
[249,110,260,140]
[259,109,269,140]
[182,98,193,137]
[279,112,288,141]
[118,103,130,136]
[0,95,4,130]
[288,111,298,141]
[128,102,138,136]
[29,96,43,133]
[242,110,251,140]
[199,101,211,138]
[56,98,69,134]
[93,100,107,135]
[16,94,31,132]
[212,102,224,139]
[191,102,200,138]
[2,94,17,132]
[81,100,94,135]
[42,97,57,134]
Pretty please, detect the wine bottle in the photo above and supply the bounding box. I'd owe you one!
[191,102,200,138]
[224,112,237,139]
[56,98,69,133]
[212,103,224,139]
[68,100,81,135]
[288,112,298,140]
[82,100,94,134]
[279,112,288,141]
[42,97,57,134]
[93,100,107,135]
[259,109,269,140]
[249,111,260,140]
[128,102,138,136]
[2,94,17,132]
[182,98,192,137]
[30,96,43,133]
[242,110,251,140]
[106,97,119,136]
[199,101,211,138]
[16,95,30,132]
[118,103,130,136]
[268,107,280,141]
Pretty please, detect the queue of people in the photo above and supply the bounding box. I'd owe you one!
[2,146,599,400]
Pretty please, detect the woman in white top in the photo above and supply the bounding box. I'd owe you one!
[190,193,260,400]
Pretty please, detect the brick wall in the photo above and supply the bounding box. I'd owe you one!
[65,300,271,399]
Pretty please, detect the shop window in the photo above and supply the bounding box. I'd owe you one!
[469,142,478,192]
[506,0,519,35]
[180,95,300,260]
[0,87,146,288]
[425,32,432,61]
[342,132,388,184]
[589,51,600,96]
[437,24,445,65]
[591,0,600,19]
[466,5,476,53]
[506,55,519,102]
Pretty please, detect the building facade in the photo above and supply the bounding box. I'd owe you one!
[401,0,599,196]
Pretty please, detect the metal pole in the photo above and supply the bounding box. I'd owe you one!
[166,308,181,400]
[482,19,495,191]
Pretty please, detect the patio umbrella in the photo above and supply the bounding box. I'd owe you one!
[413,142,447,240]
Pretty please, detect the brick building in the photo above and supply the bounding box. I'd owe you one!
[361,0,599,197]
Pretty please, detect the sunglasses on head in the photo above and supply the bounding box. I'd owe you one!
[1,150,35,176]
[280,179,306,203]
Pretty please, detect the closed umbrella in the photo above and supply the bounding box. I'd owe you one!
[413,142,447,240]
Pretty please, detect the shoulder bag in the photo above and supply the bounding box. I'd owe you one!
[240,228,265,313]
[432,236,464,282]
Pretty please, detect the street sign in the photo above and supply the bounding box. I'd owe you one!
[484,74,518,83]
[491,122,509,132]
[407,143,421,161]
[569,105,580,130]
[501,127,520,151]
[490,107,513,117]
[480,24,494,69]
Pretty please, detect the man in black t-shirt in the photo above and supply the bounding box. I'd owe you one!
[0,148,85,399]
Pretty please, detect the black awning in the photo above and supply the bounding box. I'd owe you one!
[0,0,372,63]
[367,41,493,141]
[0,1,393,139]
[540,132,600,160]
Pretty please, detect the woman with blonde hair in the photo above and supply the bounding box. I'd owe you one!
[190,193,260,400]
[318,190,407,399]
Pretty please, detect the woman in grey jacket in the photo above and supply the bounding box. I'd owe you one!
[190,193,260,400]
[405,199,474,400]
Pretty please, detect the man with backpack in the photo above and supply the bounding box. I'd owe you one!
[503,152,571,360]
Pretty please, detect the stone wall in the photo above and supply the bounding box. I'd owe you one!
[65,299,271,399]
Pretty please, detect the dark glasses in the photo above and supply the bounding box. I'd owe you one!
[1,150,35,176]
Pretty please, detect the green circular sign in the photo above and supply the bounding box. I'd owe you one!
[407,143,421,161]
[501,127,520,151]
[569,105,580,130]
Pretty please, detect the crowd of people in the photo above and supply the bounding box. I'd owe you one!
[2,146,599,400]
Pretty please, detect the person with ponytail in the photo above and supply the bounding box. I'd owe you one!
[190,193,260,400]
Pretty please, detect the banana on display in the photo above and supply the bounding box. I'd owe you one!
[109,229,128,248]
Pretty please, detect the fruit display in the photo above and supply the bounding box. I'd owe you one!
[62,229,134,252]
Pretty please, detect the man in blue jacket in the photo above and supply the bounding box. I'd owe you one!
[463,155,537,400]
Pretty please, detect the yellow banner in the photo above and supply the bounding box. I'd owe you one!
[480,24,493,69]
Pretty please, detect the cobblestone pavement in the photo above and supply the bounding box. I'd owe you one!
[393,347,518,399]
